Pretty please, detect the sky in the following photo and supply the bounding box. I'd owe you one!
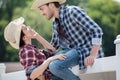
[115,0,120,2]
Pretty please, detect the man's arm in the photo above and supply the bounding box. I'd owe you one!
[84,44,100,66]
[70,7,103,66]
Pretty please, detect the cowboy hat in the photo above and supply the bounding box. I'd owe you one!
[4,17,24,49]
[31,0,66,9]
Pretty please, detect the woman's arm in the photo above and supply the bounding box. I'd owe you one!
[34,33,56,52]
[30,54,66,80]
[25,28,56,52]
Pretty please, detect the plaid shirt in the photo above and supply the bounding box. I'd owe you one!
[51,6,104,69]
[19,44,53,80]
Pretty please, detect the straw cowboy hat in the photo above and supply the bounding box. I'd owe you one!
[4,17,24,49]
[31,0,66,9]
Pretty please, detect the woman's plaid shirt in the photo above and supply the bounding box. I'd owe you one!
[51,5,104,69]
[19,44,53,80]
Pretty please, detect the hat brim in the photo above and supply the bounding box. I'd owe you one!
[31,0,66,9]
[9,25,23,49]
[4,17,24,49]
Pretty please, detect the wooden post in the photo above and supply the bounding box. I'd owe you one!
[0,63,6,74]
[114,34,120,80]
[0,63,6,80]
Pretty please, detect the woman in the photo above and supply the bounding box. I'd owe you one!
[4,17,66,80]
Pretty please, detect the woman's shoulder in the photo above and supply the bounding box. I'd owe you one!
[19,44,36,55]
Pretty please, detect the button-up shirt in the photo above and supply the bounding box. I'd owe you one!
[19,44,53,80]
[51,5,104,69]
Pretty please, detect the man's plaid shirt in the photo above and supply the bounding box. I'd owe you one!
[51,5,104,69]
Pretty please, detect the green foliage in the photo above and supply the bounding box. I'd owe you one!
[0,0,27,62]
[0,0,120,62]
[12,0,52,47]
[65,0,89,9]
[116,14,120,34]
[0,0,53,62]
[65,0,81,5]
[86,0,120,56]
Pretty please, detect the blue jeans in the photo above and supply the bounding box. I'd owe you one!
[49,48,80,80]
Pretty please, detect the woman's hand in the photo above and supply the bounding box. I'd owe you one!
[24,27,38,39]
[48,54,66,62]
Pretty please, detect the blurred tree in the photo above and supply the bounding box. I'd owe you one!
[66,0,88,7]
[116,14,120,34]
[12,0,52,48]
[0,0,53,62]
[0,0,27,62]
[66,0,81,5]
[0,0,120,62]
[86,0,120,56]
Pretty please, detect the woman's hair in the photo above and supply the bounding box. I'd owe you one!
[46,2,61,8]
[19,30,25,48]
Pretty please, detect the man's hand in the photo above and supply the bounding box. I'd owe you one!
[84,44,100,66]
[84,55,95,66]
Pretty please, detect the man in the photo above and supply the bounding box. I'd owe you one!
[31,0,104,80]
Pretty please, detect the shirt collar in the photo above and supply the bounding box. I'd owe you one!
[20,44,37,49]
[59,6,66,21]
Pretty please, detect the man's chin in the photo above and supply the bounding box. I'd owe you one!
[45,17,49,20]
[46,16,52,20]
[47,17,52,20]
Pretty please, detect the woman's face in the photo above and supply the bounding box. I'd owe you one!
[22,24,29,34]
[21,24,32,41]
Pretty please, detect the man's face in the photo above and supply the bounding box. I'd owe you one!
[38,4,54,20]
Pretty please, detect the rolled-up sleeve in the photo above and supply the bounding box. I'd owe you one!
[70,7,103,45]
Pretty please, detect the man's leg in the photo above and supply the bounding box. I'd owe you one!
[50,73,63,80]
[49,49,80,80]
